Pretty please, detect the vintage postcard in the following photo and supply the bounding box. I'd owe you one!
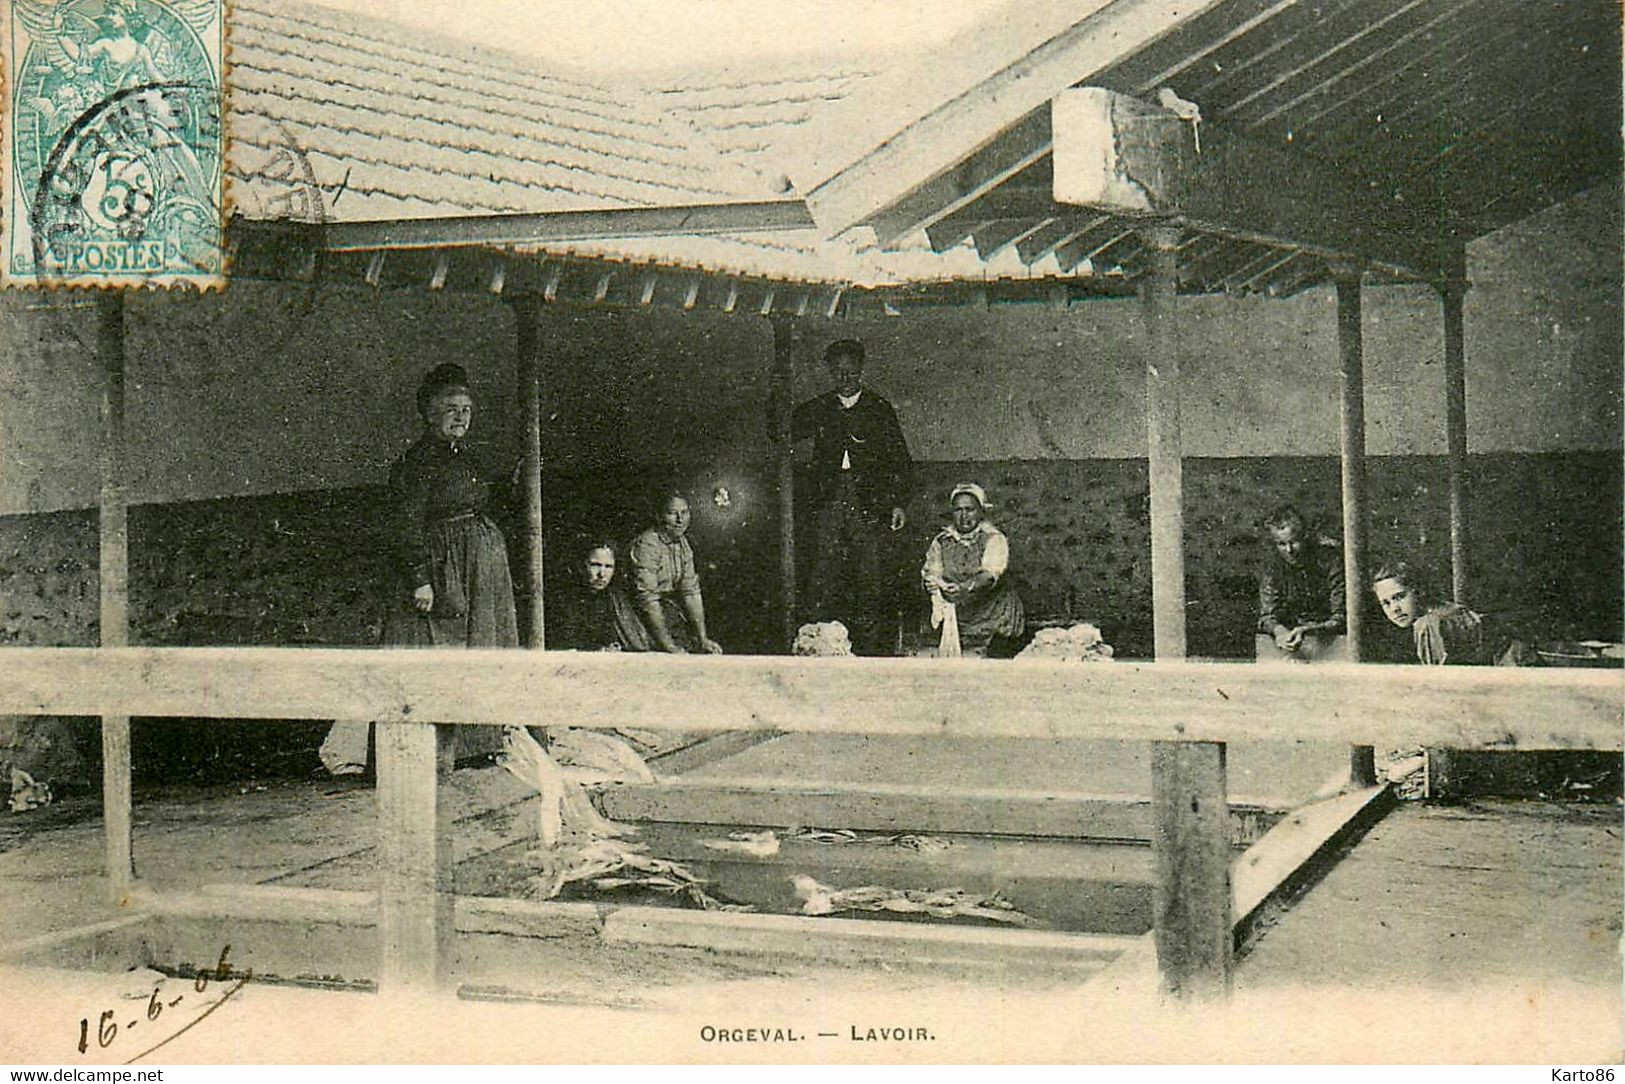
[2,0,224,287]
[0,0,1619,1069]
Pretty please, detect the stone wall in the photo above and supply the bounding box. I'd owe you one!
[3,450,1617,792]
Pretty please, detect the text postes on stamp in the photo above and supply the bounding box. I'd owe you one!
[4,0,224,289]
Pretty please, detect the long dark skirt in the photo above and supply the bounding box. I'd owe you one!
[382,514,518,759]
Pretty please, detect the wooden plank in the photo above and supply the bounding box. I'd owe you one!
[1,648,1619,750]
[646,729,786,776]
[1217,0,1432,123]
[771,318,797,650]
[0,912,152,963]
[603,906,1136,970]
[375,721,453,993]
[323,201,815,250]
[514,302,546,650]
[1141,227,1186,660]
[1246,0,1492,128]
[1231,783,1393,944]
[1115,0,1307,95]
[600,776,1282,844]
[798,0,1238,234]
[159,884,378,926]
[145,886,603,942]
[1441,272,1470,602]
[96,291,132,906]
[1150,740,1232,997]
[1051,87,1442,278]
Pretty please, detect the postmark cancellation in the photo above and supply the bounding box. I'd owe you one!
[3,0,224,288]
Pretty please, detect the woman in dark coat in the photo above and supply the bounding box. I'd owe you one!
[382,362,519,651]
[322,363,518,774]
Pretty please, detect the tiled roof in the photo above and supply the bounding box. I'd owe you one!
[227,0,1077,288]
[228,0,783,222]
[646,65,881,197]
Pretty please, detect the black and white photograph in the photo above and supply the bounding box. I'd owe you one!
[0,0,1619,1066]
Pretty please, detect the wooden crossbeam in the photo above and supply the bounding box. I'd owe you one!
[1051,87,1444,279]
[0,648,1616,751]
[321,201,815,251]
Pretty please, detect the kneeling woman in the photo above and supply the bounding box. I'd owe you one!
[628,492,724,654]
[921,483,1025,657]
[555,542,650,652]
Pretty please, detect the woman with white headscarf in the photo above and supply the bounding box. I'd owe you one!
[921,483,1025,658]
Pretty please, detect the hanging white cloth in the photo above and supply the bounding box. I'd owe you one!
[936,598,961,658]
[318,719,369,776]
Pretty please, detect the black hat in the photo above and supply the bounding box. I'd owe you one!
[416,363,470,416]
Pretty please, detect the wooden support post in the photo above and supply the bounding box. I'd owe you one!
[514,301,546,649]
[376,721,454,994]
[1334,265,1376,786]
[1441,276,1470,604]
[1140,225,1186,660]
[1150,740,1232,998]
[97,291,133,904]
[771,317,798,650]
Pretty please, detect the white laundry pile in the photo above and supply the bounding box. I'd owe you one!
[1016,622,1115,662]
[793,621,853,656]
[7,767,52,811]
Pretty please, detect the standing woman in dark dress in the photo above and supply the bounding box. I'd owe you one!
[383,363,519,762]
[321,363,518,774]
[383,363,519,651]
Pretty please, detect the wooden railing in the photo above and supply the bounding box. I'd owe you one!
[0,647,1617,995]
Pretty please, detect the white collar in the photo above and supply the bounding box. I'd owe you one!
[942,521,993,544]
[836,389,862,409]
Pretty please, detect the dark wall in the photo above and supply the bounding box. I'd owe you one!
[4,450,1617,789]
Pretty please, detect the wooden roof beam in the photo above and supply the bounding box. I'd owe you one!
[973,218,1053,262]
[1016,215,1106,265]
[1052,87,1444,280]
[794,0,1241,238]
[319,200,815,252]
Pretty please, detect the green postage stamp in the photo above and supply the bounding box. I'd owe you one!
[3,0,224,287]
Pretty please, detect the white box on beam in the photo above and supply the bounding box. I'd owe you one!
[1052,87,1192,214]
